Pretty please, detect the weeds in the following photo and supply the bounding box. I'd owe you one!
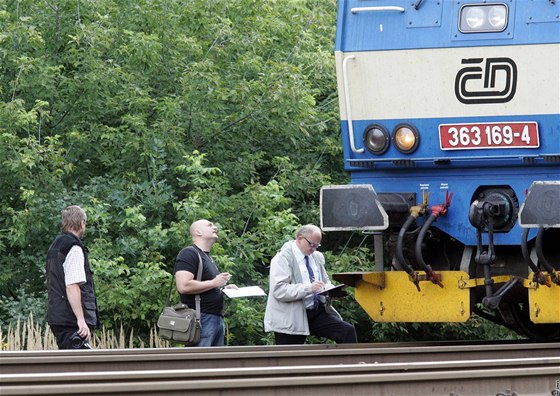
[1,312,169,350]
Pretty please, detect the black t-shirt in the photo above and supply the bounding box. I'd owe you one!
[174,246,223,316]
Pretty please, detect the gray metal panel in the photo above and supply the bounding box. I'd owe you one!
[518,181,560,228]
[407,0,442,28]
[320,185,388,231]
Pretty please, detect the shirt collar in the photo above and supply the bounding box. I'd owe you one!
[291,240,307,263]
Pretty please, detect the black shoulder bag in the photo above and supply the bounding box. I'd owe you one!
[157,249,203,345]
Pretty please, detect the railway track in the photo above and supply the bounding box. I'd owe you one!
[1,341,559,395]
[2,340,559,374]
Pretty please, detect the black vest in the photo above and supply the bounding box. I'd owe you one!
[46,232,99,327]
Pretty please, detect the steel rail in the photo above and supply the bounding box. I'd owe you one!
[1,358,559,395]
[2,341,559,374]
[3,357,559,383]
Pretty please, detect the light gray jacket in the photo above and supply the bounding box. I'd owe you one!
[264,240,334,335]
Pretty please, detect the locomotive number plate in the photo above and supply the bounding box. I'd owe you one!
[439,122,539,150]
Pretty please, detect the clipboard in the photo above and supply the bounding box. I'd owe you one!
[318,284,347,298]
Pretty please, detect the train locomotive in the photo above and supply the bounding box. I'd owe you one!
[320,0,560,339]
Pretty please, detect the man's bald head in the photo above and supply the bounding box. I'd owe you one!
[189,219,218,250]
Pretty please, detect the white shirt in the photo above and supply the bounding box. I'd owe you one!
[63,245,87,286]
[292,243,318,309]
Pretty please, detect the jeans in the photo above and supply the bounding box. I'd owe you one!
[196,313,225,347]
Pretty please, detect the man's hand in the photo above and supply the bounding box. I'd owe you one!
[66,283,90,340]
[77,318,91,340]
[213,272,232,288]
[311,280,325,293]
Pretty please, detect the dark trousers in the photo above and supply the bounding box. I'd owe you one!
[50,325,91,349]
[274,304,357,345]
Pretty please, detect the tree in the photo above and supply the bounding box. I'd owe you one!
[0,0,345,344]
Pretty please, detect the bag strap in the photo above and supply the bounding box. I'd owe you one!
[164,277,174,308]
[165,247,204,320]
[194,250,202,321]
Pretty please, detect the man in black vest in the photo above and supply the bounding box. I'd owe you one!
[46,205,98,349]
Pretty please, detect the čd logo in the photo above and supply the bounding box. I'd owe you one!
[455,57,517,104]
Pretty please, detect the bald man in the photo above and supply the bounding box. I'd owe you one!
[175,219,237,346]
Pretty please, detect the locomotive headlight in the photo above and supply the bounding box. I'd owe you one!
[487,6,507,29]
[393,124,419,154]
[464,7,485,29]
[459,4,508,33]
[364,124,390,155]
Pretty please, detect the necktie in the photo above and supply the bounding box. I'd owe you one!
[304,256,315,281]
[305,256,319,309]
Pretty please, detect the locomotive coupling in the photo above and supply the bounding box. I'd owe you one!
[468,187,519,232]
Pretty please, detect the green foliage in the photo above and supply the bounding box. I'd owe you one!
[94,258,171,332]
[0,289,47,327]
[362,316,520,342]
[224,298,267,346]
[0,0,343,345]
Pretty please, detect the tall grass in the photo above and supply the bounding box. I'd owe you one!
[1,312,170,350]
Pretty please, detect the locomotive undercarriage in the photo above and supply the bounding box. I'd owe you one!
[323,183,560,340]
[385,224,560,339]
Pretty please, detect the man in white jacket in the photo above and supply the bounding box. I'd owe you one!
[264,224,357,345]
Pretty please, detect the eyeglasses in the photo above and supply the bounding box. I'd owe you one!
[303,236,321,249]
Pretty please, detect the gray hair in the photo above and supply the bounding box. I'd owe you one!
[61,205,86,232]
[295,224,322,238]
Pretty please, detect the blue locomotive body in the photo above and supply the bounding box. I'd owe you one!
[322,0,560,339]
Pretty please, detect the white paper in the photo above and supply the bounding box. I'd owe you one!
[222,286,267,298]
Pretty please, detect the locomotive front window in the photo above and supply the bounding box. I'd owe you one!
[459,4,508,33]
